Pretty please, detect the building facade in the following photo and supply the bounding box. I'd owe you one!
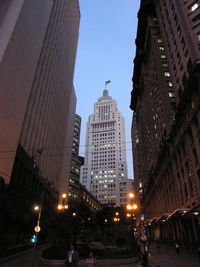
[81,90,131,207]
[68,114,83,203]
[131,0,200,246]
[0,0,80,198]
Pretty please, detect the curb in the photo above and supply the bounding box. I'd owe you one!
[40,256,139,265]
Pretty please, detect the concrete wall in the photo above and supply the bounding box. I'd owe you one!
[0,0,53,182]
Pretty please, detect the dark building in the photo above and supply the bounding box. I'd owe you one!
[67,114,101,212]
[68,114,83,203]
[131,0,200,246]
[0,0,80,202]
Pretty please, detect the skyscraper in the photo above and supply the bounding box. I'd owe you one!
[68,114,83,203]
[131,0,200,245]
[0,0,80,198]
[81,90,131,207]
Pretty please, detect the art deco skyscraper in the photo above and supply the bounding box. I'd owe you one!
[0,0,80,198]
[81,90,131,207]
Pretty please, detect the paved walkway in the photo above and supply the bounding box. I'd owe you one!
[1,243,199,266]
[137,242,200,267]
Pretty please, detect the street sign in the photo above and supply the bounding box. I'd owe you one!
[34,226,41,232]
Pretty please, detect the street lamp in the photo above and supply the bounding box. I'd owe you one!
[34,205,39,211]
[129,192,135,199]
[57,193,68,210]
[126,192,138,234]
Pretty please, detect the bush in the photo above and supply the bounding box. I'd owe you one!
[42,246,66,260]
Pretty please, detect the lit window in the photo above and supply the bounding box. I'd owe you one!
[189,2,199,12]
[161,54,166,59]
[164,72,170,77]
[168,81,173,87]
[157,39,162,43]
[159,47,165,50]
[136,138,139,144]
[197,32,200,41]
[169,92,175,98]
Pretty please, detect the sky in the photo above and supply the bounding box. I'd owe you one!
[74,0,140,179]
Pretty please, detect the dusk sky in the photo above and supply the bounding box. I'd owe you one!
[74,0,140,179]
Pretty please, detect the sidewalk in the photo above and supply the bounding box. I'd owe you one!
[141,243,200,267]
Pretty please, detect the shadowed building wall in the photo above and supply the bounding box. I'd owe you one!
[0,0,80,196]
[131,0,200,245]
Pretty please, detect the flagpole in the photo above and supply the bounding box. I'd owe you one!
[105,80,111,90]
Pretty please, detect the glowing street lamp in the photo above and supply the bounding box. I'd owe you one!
[129,192,135,199]
[133,204,138,210]
[62,193,67,199]
[34,205,39,211]
[57,204,63,210]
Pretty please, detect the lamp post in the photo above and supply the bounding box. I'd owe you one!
[32,192,43,264]
[126,193,138,234]
[57,193,68,211]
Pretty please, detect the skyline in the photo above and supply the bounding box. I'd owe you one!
[74,0,140,179]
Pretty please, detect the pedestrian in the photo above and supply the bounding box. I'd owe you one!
[175,241,180,255]
[65,244,79,267]
[85,251,97,267]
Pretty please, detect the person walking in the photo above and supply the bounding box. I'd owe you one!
[175,241,180,255]
[65,244,79,267]
[85,251,97,267]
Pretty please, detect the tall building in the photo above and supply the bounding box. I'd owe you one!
[68,114,102,213]
[80,90,131,207]
[0,0,80,199]
[131,0,200,245]
[68,114,83,203]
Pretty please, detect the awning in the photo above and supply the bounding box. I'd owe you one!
[166,208,188,221]
[156,213,171,223]
[183,203,200,218]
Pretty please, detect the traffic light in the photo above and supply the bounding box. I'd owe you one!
[31,234,37,243]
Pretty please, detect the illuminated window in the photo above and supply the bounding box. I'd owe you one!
[157,39,162,43]
[197,32,200,41]
[189,2,199,12]
[169,92,175,98]
[161,54,166,59]
[163,63,168,67]
[164,72,170,77]
[168,81,173,87]
[159,47,165,50]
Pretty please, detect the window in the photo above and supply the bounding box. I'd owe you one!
[192,14,200,24]
[169,92,175,98]
[164,72,170,77]
[161,54,166,59]
[189,2,199,13]
[159,46,165,50]
[168,81,173,87]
